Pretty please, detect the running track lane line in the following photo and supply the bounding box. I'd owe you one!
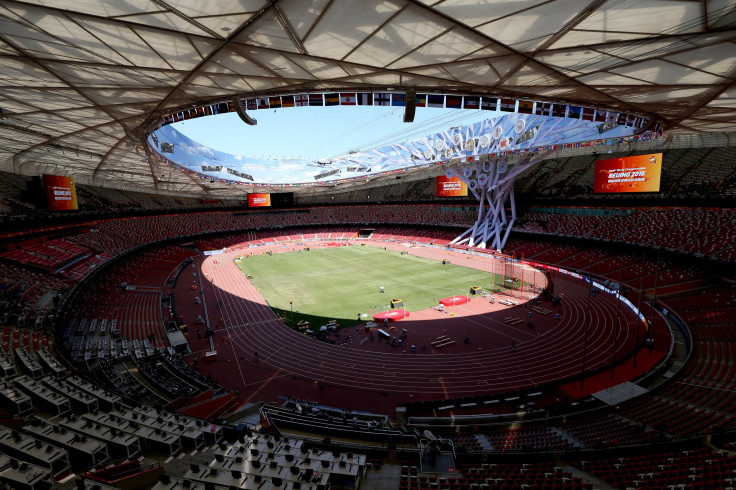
[243,368,285,404]
[200,242,645,398]
[209,261,249,392]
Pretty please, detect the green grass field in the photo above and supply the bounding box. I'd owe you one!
[236,245,504,329]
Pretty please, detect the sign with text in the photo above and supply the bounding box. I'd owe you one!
[436,176,468,197]
[44,174,78,211]
[248,193,271,207]
[594,153,662,193]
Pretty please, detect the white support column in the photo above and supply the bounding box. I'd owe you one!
[449,151,552,251]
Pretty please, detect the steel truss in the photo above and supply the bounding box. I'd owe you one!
[449,151,553,251]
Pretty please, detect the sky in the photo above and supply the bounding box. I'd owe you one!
[162,104,637,185]
[174,105,503,161]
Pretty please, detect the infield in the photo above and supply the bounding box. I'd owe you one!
[235,245,503,328]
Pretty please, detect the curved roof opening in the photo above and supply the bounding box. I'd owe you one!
[0,1,733,196]
[152,98,651,186]
[166,103,502,185]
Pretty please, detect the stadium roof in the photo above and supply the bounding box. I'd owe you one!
[1,0,735,197]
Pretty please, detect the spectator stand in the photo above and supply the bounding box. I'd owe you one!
[0,425,70,480]
[22,416,109,470]
[61,413,142,460]
[42,376,98,413]
[0,451,55,490]
[82,409,181,456]
[0,380,32,416]
[260,401,412,446]
[12,375,70,416]
[65,374,123,411]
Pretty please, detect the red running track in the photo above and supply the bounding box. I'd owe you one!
[181,241,668,414]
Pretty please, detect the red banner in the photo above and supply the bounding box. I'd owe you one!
[436,176,468,197]
[248,193,271,207]
[594,153,662,193]
[44,174,78,211]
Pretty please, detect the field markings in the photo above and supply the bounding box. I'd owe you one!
[197,242,641,401]
[237,247,500,317]
[439,376,449,400]
[242,368,285,403]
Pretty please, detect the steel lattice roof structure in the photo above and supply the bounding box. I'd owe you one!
[1,0,735,197]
